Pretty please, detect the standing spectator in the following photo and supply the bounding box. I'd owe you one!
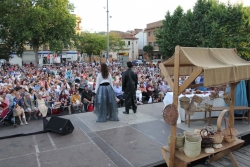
[122,61,138,114]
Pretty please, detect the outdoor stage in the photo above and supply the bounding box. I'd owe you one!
[1,103,250,167]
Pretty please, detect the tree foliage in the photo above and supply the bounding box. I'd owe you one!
[109,33,125,54]
[73,32,125,61]
[143,45,153,56]
[0,0,76,62]
[156,0,250,59]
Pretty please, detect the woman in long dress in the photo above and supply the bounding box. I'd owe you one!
[94,63,119,122]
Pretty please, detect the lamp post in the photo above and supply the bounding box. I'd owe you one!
[106,0,109,64]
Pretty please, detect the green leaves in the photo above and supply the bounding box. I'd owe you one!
[0,0,76,61]
[143,45,153,57]
[156,0,250,59]
[73,32,126,59]
[73,32,106,57]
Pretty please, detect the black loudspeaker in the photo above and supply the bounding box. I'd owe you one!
[45,116,74,135]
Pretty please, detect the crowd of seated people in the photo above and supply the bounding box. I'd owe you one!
[0,61,170,126]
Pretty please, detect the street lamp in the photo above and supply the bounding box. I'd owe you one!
[106,0,109,64]
[142,30,145,62]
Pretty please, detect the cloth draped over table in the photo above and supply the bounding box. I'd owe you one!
[226,80,248,115]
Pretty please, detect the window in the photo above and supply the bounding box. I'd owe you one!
[154,42,158,46]
[153,31,155,35]
[149,42,152,46]
[148,32,151,36]
[128,41,130,45]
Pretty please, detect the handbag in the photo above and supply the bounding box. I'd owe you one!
[88,104,94,112]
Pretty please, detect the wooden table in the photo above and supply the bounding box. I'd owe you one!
[185,106,250,127]
[211,106,250,124]
[162,138,244,167]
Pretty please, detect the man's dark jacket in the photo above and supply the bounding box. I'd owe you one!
[122,68,138,110]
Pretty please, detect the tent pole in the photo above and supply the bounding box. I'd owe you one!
[178,67,203,94]
[159,63,174,91]
[229,82,239,127]
[169,45,180,167]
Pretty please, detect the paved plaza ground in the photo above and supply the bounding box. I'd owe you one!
[0,103,250,167]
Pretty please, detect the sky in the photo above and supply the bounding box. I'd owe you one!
[70,0,250,32]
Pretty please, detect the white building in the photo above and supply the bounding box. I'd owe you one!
[135,31,147,58]
[109,31,138,61]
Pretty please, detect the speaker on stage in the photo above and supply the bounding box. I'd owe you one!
[45,116,74,135]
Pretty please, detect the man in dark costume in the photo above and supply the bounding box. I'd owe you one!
[122,61,138,114]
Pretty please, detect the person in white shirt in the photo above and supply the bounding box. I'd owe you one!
[94,63,119,122]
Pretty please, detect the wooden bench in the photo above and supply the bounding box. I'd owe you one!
[185,106,250,127]
[162,139,244,167]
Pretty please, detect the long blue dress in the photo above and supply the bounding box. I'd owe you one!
[226,80,248,115]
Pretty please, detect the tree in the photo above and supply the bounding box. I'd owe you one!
[0,0,76,63]
[74,32,106,62]
[0,0,30,58]
[109,33,125,56]
[143,45,153,57]
[156,6,188,58]
[156,0,250,59]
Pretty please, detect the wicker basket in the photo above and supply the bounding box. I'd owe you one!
[168,133,185,149]
[210,132,224,144]
[204,103,213,112]
[179,96,190,110]
[162,104,179,125]
[192,95,203,104]
[209,92,219,100]
[223,93,231,105]
[186,99,196,116]
[183,131,202,158]
[222,118,238,143]
[200,129,213,148]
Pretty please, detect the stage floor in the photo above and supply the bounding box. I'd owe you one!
[0,103,250,167]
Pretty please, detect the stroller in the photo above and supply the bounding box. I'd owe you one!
[0,102,16,127]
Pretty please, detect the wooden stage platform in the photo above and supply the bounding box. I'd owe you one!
[0,102,250,167]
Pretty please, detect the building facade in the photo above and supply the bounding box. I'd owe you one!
[135,31,146,59]
[109,31,138,61]
[144,20,163,60]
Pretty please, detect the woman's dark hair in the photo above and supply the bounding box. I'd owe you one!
[101,63,109,79]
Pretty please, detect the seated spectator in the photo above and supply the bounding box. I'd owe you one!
[136,86,143,102]
[1,92,9,106]
[69,85,76,95]
[36,93,48,118]
[139,82,150,102]
[146,81,154,97]
[59,91,71,114]
[12,92,28,125]
[0,97,8,115]
[113,82,124,106]
[40,86,49,100]
[152,82,164,102]
[47,92,61,107]
[81,85,93,112]
[72,90,83,112]
[24,93,39,121]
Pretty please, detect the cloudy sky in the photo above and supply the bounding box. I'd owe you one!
[70,0,250,32]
